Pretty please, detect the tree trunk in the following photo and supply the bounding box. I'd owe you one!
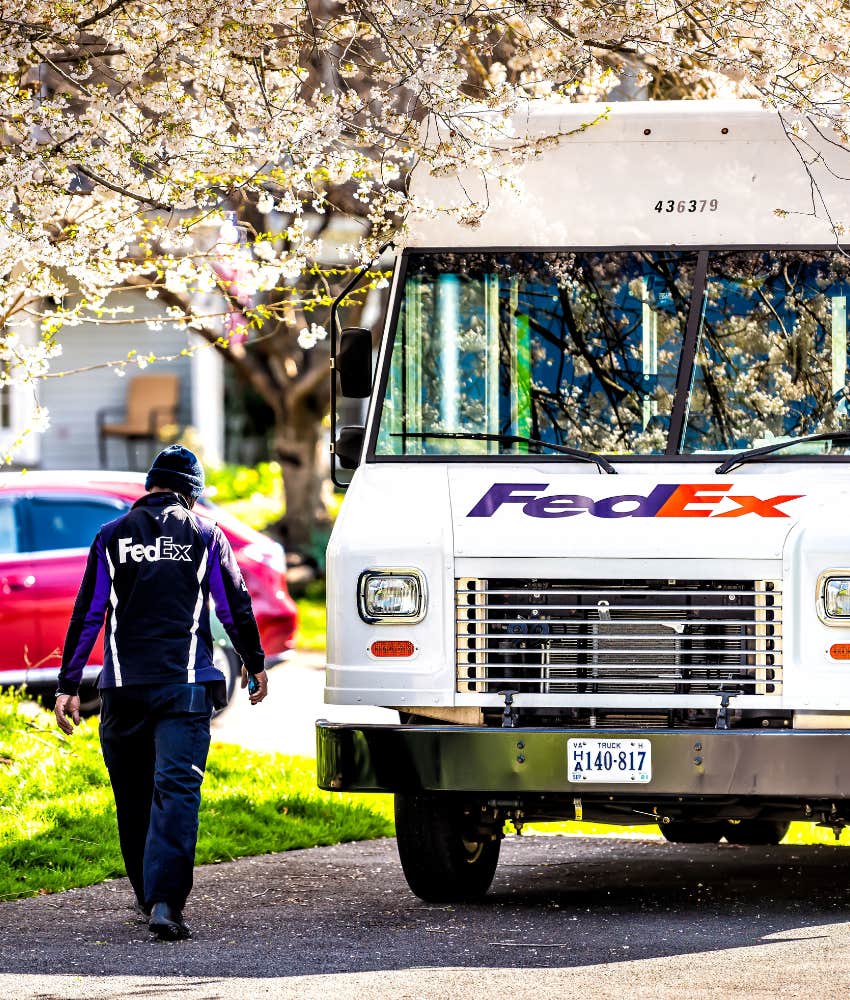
[274,390,331,562]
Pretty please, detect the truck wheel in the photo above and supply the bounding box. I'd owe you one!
[724,820,789,845]
[660,821,725,843]
[394,793,501,903]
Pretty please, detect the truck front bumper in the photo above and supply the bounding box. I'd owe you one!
[316,721,850,798]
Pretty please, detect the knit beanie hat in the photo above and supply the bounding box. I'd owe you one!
[145,445,205,500]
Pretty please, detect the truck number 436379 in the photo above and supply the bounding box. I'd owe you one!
[655,199,718,213]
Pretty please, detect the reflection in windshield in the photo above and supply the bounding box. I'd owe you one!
[376,251,695,457]
[374,250,850,458]
[684,252,850,452]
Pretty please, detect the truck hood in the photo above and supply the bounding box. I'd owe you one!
[447,466,832,561]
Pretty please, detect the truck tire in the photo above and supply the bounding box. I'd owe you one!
[724,820,790,845]
[394,793,501,903]
[660,821,726,843]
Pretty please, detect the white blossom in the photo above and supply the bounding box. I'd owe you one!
[253,240,276,262]
[0,0,848,459]
[29,405,50,433]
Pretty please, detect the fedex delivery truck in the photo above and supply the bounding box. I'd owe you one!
[317,100,850,902]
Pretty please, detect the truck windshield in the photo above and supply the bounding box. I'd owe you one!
[685,251,850,453]
[374,249,850,458]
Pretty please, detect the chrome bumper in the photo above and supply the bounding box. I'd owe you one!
[316,721,850,798]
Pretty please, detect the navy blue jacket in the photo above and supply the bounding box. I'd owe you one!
[57,491,266,695]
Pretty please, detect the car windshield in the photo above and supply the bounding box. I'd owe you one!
[374,250,850,458]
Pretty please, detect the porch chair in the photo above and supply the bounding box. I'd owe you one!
[97,373,180,469]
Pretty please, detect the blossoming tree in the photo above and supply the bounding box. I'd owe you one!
[1,0,848,548]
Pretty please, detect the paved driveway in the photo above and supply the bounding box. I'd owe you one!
[3,835,850,999]
[7,655,850,998]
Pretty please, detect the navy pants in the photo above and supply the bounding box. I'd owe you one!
[99,684,213,910]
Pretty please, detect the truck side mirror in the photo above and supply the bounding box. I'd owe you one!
[334,425,366,470]
[337,327,373,398]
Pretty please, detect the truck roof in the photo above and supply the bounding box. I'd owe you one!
[406,99,850,249]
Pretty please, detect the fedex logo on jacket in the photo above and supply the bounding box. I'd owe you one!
[118,535,193,563]
[467,483,804,519]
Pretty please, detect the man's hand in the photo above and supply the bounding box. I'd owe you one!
[241,667,268,705]
[54,694,81,735]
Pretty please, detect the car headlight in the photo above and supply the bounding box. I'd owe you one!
[818,572,850,624]
[358,569,427,624]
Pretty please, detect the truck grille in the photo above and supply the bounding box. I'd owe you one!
[456,578,782,696]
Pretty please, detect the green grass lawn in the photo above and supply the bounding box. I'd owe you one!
[206,462,285,533]
[0,693,392,903]
[294,578,328,652]
[295,594,327,651]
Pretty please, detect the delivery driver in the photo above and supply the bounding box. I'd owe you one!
[53,445,269,940]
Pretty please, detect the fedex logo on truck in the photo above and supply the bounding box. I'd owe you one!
[467,483,804,519]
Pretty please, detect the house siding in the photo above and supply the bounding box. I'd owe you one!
[40,299,193,471]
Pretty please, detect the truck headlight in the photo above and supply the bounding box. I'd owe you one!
[818,573,850,624]
[358,569,427,624]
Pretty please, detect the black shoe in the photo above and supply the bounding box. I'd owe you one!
[148,901,191,941]
[132,897,151,920]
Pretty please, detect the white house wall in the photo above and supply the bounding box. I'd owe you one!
[40,293,193,470]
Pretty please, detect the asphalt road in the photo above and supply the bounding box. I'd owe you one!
[8,658,850,998]
[3,834,850,999]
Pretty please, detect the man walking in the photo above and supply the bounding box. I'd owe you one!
[54,445,268,941]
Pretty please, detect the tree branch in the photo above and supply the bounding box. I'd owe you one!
[75,165,174,211]
[124,277,286,419]
[78,0,131,31]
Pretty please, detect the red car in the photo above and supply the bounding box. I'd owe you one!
[0,471,297,709]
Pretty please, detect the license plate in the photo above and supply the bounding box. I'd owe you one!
[568,738,652,783]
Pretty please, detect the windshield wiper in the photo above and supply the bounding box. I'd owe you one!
[392,431,617,474]
[715,431,850,474]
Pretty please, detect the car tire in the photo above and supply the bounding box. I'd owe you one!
[724,820,790,845]
[660,821,726,844]
[212,644,241,718]
[35,686,100,718]
[76,682,102,717]
[394,792,501,903]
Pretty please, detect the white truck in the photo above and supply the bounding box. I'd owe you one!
[317,99,850,902]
